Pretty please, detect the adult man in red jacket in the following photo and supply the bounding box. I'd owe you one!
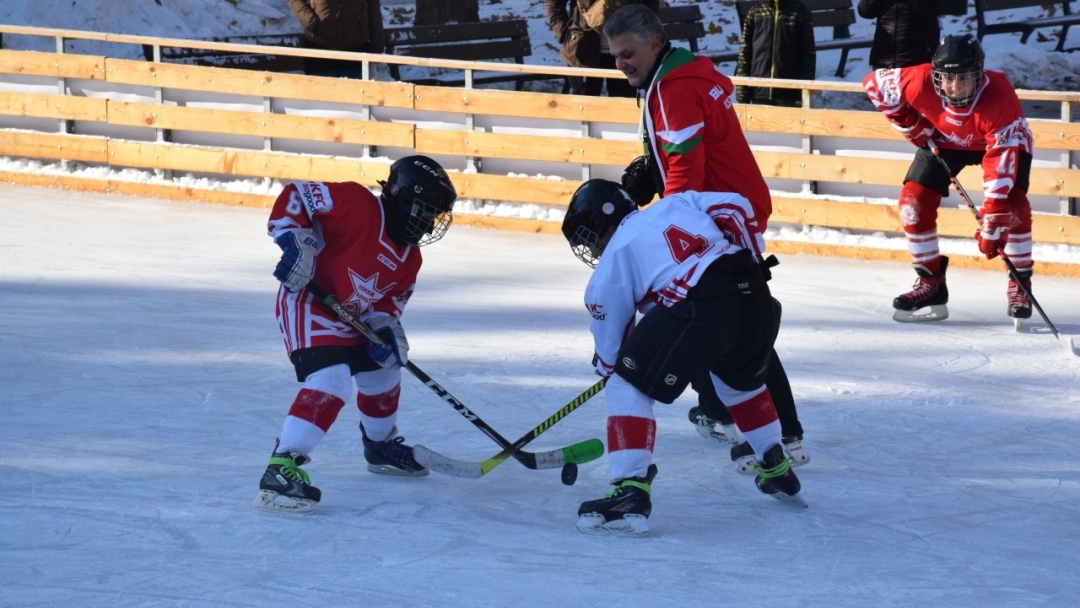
[604,4,809,473]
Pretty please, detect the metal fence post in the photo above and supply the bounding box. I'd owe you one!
[1062,100,1076,216]
[801,87,816,194]
[465,68,480,173]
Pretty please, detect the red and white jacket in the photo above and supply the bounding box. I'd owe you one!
[267,181,421,354]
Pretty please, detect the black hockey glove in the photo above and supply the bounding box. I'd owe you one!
[758,254,779,282]
[621,155,657,207]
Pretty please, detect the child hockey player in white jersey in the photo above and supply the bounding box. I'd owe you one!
[561,180,806,537]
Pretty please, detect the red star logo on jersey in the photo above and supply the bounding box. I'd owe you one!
[343,269,397,314]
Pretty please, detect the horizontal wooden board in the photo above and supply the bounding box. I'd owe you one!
[447,172,581,206]
[0,131,109,162]
[0,50,104,80]
[0,91,107,121]
[108,102,414,147]
[414,86,640,124]
[105,59,414,108]
[415,129,639,166]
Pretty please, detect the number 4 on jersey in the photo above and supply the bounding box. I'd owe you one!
[663,225,708,263]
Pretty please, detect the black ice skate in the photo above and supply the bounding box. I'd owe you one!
[361,423,429,477]
[755,444,807,508]
[254,442,321,514]
[893,256,949,322]
[577,464,658,537]
[732,436,811,474]
[688,405,740,444]
[1007,268,1033,331]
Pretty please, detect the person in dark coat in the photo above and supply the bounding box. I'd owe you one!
[857,0,940,69]
[544,0,659,97]
[735,0,816,107]
[288,0,385,78]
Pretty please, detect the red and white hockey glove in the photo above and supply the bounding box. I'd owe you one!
[975,211,1013,259]
[894,115,938,149]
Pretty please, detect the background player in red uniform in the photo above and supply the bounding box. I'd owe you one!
[255,156,457,513]
[864,34,1036,323]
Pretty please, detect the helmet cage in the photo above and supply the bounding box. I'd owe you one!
[403,195,453,246]
[932,68,982,107]
[568,224,605,268]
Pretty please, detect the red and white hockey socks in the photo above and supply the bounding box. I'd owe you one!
[355,367,402,442]
[278,364,351,455]
[605,374,657,481]
[898,182,944,272]
[710,374,782,460]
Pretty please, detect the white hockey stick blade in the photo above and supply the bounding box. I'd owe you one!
[413,445,485,478]
[253,490,317,514]
[892,304,948,323]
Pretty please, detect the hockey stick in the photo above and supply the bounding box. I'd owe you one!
[930,147,1075,354]
[304,281,607,468]
[414,378,607,482]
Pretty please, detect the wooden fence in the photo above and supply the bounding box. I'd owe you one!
[0,25,1078,276]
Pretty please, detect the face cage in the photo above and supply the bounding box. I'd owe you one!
[404,197,453,247]
[932,69,982,107]
[569,224,604,268]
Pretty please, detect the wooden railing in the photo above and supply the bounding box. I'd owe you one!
[0,25,1077,275]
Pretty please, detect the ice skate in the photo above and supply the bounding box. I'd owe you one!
[755,444,807,508]
[893,256,949,322]
[688,405,740,444]
[577,464,657,537]
[1007,268,1033,331]
[730,440,756,475]
[782,435,811,467]
[361,423,429,477]
[254,443,321,514]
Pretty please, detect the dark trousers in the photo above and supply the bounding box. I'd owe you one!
[566,53,635,98]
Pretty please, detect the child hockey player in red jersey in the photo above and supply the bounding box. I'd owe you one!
[863,34,1036,323]
[254,156,457,513]
[562,179,806,537]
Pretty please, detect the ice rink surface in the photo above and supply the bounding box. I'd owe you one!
[2,185,1079,607]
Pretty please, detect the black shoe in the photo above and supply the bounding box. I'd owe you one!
[254,442,321,513]
[730,440,756,474]
[893,256,949,322]
[361,423,429,477]
[1007,268,1033,320]
[755,444,806,507]
[576,464,657,536]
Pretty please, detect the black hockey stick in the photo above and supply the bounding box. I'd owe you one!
[304,281,605,469]
[929,147,1070,350]
[413,378,607,482]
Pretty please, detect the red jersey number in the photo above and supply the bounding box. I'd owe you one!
[663,225,708,263]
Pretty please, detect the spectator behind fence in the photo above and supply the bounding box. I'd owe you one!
[735,0,816,107]
[544,0,659,97]
[288,0,385,78]
[857,0,941,69]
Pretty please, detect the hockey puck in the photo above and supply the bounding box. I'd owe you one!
[561,462,578,486]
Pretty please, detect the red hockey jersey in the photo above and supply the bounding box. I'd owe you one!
[863,65,1034,201]
[267,181,421,354]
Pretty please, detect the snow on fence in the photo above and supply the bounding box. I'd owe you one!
[0,24,1078,275]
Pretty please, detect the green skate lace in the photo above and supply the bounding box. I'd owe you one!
[268,455,311,484]
[754,457,791,479]
[607,479,651,497]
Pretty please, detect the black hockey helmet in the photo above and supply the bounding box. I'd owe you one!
[931,34,985,107]
[379,155,457,247]
[561,179,637,268]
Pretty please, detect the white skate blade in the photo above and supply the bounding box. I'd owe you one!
[734,454,756,475]
[367,463,429,477]
[893,304,948,323]
[1014,317,1023,332]
[253,489,317,514]
[576,513,649,537]
[770,491,809,509]
[696,423,740,444]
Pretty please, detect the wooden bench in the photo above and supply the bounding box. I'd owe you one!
[659,5,707,53]
[975,0,1080,52]
[141,34,304,72]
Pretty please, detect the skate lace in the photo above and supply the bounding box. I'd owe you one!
[606,479,651,498]
[754,457,791,480]
[374,436,415,465]
[1007,279,1031,305]
[903,276,938,300]
[269,455,311,484]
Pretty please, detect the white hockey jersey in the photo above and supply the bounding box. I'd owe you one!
[585,190,759,375]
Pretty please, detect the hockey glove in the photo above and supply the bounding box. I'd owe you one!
[621,155,657,207]
[366,315,409,369]
[592,352,613,377]
[273,229,317,292]
[894,115,938,149]
[758,254,779,282]
[975,211,1013,259]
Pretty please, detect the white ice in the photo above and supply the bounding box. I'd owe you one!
[2,184,1080,607]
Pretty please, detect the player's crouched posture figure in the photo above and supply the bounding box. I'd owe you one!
[863,34,1036,323]
[562,180,806,537]
[254,156,457,513]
